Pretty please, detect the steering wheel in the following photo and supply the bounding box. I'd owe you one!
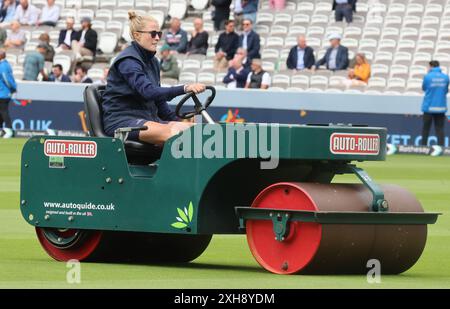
[175,86,216,120]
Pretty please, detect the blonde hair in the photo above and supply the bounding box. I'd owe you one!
[128,10,159,40]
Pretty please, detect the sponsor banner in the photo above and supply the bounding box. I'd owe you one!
[8,100,450,147]
[330,133,380,155]
[44,140,97,158]
[387,144,450,156]
[13,129,87,138]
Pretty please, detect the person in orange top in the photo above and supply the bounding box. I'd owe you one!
[348,53,371,84]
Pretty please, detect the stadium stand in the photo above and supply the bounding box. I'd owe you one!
[3,0,450,94]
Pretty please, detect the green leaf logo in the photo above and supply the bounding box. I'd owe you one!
[171,201,194,231]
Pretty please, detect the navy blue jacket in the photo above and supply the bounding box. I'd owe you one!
[0,59,16,99]
[315,45,349,70]
[422,67,449,114]
[58,29,79,48]
[286,46,315,70]
[48,73,71,82]
[223,66,249,88]
[102,41,184,136]
[238,30,260,60]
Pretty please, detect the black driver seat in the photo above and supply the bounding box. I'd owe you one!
[83,84,162,165]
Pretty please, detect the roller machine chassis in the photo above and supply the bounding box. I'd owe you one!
[19,87,440,274]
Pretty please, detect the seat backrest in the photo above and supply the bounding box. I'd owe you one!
[83,84,107,137]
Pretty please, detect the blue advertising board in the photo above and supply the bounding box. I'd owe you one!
[8,99,450,146]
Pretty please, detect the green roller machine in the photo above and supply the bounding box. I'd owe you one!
[19,85,439,274]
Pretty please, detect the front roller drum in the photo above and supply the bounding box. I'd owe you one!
[246,182,428,275]
[36,228,212,263]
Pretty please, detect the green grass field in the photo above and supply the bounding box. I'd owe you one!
[0,138,449,288]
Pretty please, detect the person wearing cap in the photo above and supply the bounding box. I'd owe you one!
[160,44,180,80]
[314,33,349,71]
[102,11,206,148]
[14,0,40,26]
[23,43,48,81]
[72,17,98,61]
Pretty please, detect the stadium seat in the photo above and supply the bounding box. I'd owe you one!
[197,72,215,84]
[168,0,187,20]
[116,0,134,9]
[179,72,197,83]
[191,0,209,10]
[87,68,104,81]
[82,0,100,9]
[98,32,118,54]
[53,54,73,75]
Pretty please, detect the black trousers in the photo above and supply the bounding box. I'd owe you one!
[421,113,446,146]
[335,4,353,23]
[0,98,12,129]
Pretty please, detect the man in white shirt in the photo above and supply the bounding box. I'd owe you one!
[245,58,271,89]
[14,0,40,26]
[38,0,60,27]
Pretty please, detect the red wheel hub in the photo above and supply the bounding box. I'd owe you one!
[36,227,103,261]
[246,183,322,274]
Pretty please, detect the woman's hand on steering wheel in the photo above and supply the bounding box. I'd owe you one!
[185,83,206,94]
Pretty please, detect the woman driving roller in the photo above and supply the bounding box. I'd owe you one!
[102,11,206,144]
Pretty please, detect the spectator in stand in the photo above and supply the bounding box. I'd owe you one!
[0,49,16,138]
[286,35,316,71]
[214,20,239,71]
[314,33,349,71]
[57,17,78,51]
[347,53,370,85]
[187,18,208,55]
[242,0,258,25]
[234,47,251,69]
[223,57,249,88]
[0,28,6,47]
[72,17,98,61]
[38,33,55,62]
[269,0,285,10]
[211,0,231,31]
[4,20,26,50]
[37,0,60,27]
[421,60,449,146]
[245,58,271,89]
[72,66,93,84]
[48,64,71,82]
[238,19,260,61]
[164,17,188,54]
[0,0,17,27]
[23,43,47,81]
[14,0,40,26]
[160,44,179,80]
[233,0,244,31]
[332,0,357,24]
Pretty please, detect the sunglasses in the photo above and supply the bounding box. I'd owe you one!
[136,30,163,38]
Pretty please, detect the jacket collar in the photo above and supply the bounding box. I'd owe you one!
[431,67,442,73]
[132,41,156,62]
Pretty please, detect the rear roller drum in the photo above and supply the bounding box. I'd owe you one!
[36,228,212,263]
[246,182,428,275]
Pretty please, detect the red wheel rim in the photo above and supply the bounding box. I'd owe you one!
[246,183,322,274]
[36,228,103,261]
